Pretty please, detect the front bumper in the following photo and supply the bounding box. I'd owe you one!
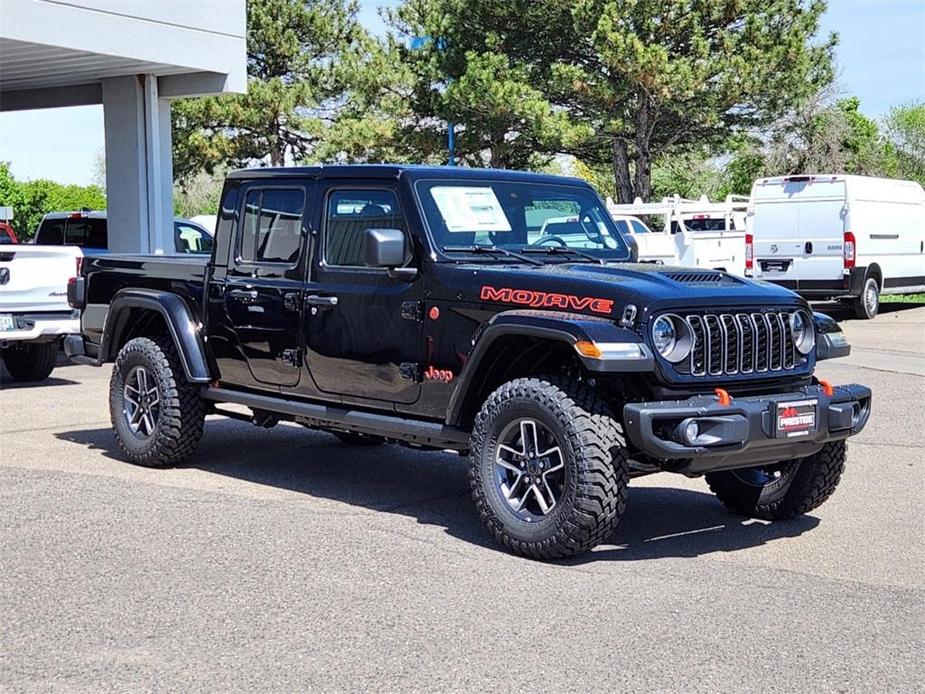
[623,383,871,475]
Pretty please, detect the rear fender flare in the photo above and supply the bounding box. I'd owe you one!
[445,310,652,426]
[101,289,210,383]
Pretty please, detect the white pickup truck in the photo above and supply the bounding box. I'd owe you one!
[0,244,82,382]
[607,194,749,276]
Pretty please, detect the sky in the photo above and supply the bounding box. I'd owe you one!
[0,0,922,187]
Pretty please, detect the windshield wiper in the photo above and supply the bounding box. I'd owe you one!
[520,246,605,264]
[442,244,543,266]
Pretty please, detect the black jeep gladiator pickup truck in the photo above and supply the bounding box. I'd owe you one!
[67,165,871,559]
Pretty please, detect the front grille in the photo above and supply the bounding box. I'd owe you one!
[674,311,799,377]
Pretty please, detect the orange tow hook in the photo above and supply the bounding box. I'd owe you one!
[714,388,732,406]
[818,379,834,397]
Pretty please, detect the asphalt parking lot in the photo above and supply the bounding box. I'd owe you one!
[1,304,923,692]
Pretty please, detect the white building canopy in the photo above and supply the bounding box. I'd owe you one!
[0,0,247,252]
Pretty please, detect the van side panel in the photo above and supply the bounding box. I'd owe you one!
[848,178,925,291]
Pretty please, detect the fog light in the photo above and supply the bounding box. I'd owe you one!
[684,420,699,444]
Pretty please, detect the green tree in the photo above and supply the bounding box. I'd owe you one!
[0,163,106,241]
[390,0,835,201]
[883,101,925,184]
[763,94,894,177]
[172,0,368,184]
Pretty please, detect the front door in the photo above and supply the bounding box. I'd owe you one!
[221,183,310,389]
[301,184,423,405]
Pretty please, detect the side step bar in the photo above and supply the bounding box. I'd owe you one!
[201,387,469,450]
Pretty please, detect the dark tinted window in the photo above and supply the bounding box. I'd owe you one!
[0,229,12,244]
[325,189,406,267]
[673,218,726,233]
[36,217,108,248]
[238,188,305,264]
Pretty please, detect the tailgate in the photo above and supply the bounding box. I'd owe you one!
[0,245,82,313]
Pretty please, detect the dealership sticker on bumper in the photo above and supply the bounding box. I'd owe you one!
[775,399,817,438]
[0,314,14,331]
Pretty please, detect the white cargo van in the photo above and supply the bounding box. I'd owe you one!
[747,175,925,318]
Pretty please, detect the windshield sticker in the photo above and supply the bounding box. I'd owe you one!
[431,186,512,233]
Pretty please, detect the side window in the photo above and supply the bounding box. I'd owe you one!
[325,189,407,267]
[613,219,630,235]
[238,188,305,264]
[174,223,213,254]
[631,220,649,234]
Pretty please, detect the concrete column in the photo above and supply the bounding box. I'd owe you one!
[102,75,173,254]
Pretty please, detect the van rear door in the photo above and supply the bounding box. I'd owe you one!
[750,181,803,287]
[793,179,846,287]
[750,178,846,289]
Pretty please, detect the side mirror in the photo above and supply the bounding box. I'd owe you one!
[362,228,417,279]
[626,235,639,262]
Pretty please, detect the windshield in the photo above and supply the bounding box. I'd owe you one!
[415,180,632,261]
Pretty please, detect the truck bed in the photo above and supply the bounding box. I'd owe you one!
[81,254,209,347]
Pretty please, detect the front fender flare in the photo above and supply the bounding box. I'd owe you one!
[101,289,210,383]
[445,310,653,426]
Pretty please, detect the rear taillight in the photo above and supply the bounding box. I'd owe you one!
[843,231,856,269]
[745,233,753,272]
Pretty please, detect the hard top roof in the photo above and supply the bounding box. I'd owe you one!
[227,164,590,187]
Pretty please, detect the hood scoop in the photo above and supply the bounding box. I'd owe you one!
[659,270,741,285]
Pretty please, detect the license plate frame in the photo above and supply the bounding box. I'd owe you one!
[760,260,791,273]
[774,398,818,438]
[0,314,14,331]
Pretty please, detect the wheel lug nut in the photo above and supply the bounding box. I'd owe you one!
[520,462,525,468]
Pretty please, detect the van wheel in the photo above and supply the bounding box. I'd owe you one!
[2,341,58,382]
[469,377,630,559]
[852,277,880,319]
[109,336,205,467]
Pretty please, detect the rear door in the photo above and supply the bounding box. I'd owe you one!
[794,179,846,285]
[219,181,310,390]
[750,182,803,286]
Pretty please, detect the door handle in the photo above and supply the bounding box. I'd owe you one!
[229,288,258,303]
[305,294,338,308]
[805,242,813,254]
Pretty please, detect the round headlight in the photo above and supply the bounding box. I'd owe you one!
[652,315,676,356]
[790,311,815,355]
[651,314,693,363]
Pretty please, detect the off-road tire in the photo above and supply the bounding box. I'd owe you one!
[109,336,205,467]
[469,376,630,559]
[2,341,58,382]
[332,431,385,446]
[705,441,847,520]
[852,276,880,319]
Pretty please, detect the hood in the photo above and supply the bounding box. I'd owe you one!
[433,261,804,320]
